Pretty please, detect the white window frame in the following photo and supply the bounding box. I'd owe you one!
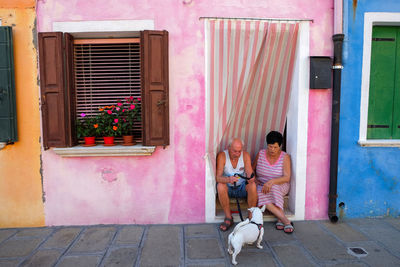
[204,21,310,222]
[359,12,400,147]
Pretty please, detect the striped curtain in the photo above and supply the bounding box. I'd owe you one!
[206,19,299,166]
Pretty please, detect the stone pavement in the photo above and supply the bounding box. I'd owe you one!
[0,218,400,267]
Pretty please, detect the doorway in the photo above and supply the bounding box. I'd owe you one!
[205,20,310,222]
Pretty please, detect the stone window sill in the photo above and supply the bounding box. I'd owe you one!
[358,139,400,147]
[53,144,156,157]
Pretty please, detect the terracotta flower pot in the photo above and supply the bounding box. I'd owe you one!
[103,136,115,146]
[83,136,96,146]
[122,135,135,146]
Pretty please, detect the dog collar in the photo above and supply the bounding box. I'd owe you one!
[250,221,263,230]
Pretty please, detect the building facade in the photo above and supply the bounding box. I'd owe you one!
[337,0,400,218]
[0,0,44,228]
[1,0,337,227]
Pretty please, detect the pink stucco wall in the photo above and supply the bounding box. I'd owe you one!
[37,0,333,225]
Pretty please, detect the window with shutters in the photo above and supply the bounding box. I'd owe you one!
[359,13,400,146]
[0,26,17,144]
[367,26,400,140]
[38,30,169,151]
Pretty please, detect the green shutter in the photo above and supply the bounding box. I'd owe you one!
[0,26,17,143]
[392,28,400,139]
[367,26,396,139]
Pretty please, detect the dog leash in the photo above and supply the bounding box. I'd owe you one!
[233,173,254,221]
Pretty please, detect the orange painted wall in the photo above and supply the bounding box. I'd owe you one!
[0,0,44,227]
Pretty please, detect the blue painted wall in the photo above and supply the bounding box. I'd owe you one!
[338,0,400,218]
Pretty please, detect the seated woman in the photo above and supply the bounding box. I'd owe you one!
[253,131,294,233]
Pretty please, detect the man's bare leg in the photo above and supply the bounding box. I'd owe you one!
[246,182,257,208]
[217,183,232,219]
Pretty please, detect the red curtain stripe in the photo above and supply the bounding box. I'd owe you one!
[206,19,299,171]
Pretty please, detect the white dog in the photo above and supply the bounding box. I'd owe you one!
[227,205,266,265]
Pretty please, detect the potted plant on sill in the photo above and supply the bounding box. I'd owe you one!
[76,113,100,146]
[98,105,121,146]
[117,96,141,146]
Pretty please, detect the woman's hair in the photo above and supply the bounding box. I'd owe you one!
[266,131,283,146]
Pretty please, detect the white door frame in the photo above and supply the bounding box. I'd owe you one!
[205,21,310,222]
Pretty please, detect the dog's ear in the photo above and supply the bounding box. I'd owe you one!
[260,205,266,212]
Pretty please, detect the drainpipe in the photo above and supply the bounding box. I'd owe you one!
[328,33,344,223]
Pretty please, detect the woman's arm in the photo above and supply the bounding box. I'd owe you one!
[262,153,291,193]
[252,152,260,173]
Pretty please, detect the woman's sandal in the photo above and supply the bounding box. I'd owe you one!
[275,222,285,230]
[283,222,294,234]
[219,217,234,232]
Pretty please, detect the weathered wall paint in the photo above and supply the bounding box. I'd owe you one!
[0,0,45,227]
[36,0,334,225]
[338,0,400,218]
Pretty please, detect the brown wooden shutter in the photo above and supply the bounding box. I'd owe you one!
[141,30,169,146]
[64,33,77,146]
[38,32,74,148]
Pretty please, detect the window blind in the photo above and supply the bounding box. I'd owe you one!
[73,39,142,139]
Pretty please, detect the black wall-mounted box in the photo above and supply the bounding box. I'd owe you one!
[310,56,332,89]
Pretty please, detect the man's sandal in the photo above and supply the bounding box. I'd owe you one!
[275,222,285,230]
[283,222,294,234]
[219,217,234,232]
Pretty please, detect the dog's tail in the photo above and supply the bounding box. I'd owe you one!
[232,218,250,235]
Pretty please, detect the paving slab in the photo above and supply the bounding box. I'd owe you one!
[0,259,21,267]
[68,226,116,253]
[263,223,296,244]
[347,218,382,228]
[227,250,277,266]
[219,228,231,247]
[20,249,62,267]
[272,244,316,267]
[114,225,144,245]
[42,227,82,249]
[326,262,368,267]
[0,238,42,258]
[186,238,224,260]
[101,247,137,267]
[352,241,400,266]
[140,225,181,267]
[0,229,17,244]
[187,263,226,267]
[15,228,54,238]
[383,217,400,231]
[294,221,354,262]
[185,224,218,237]
[351,220,400,256]
[57,255,102,267]
[321,221,368,242]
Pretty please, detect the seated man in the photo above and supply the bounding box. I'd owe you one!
[216,138,257,231]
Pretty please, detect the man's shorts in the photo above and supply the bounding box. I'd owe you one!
[228,182,247,198]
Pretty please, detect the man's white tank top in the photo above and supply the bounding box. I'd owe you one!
[223,150,245,186]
